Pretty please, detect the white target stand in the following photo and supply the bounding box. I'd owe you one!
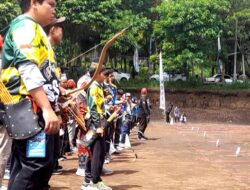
[235,147,241,157]
[203,132,206,138]
[216,139,220,147]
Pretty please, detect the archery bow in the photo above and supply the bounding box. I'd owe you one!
[65,27,128,96]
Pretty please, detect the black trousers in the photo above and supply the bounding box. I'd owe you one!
[138,116,148,139]
[114,118,122,147]
[85,136,105,184]
[59,125,70,157]
[166,112,170,123]
[104,125,110,155]
[105,121,115,154]
[53,133,59,170]
[8,133,55,190]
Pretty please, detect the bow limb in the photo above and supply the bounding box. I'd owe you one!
[66,28,128,96]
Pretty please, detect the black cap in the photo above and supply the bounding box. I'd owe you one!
[44,17,66,34]
[89,63,107,77]
[51,17,66,26]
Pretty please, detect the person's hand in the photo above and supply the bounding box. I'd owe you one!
[106,95,113,100]
[58,86,74,102]
[108,105,115,112]
[58,94,73,103]
[105,95,113,103]
[96,127,104,137]
[58,115,63,125]
[43,108,60,135]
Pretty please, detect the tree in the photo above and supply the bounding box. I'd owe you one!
[153,0,230,77]
[225,0,250,78]
[0,0,19,34]
[56,0,150,73]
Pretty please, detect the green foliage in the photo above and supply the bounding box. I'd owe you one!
[120,79,250,92]
[57,0,121,27]
[149,54,158,64]
[55,0,151,66]
[226,0,250,56]
[153,0,230,76]
[0,0,20,33]
[103,9,150,52]
[0,0,250,84]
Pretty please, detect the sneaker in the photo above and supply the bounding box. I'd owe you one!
[81,185,90,190]
[104,158,110,164]
[52,169,62,175]
[0,186,8,190]
[69,147,78,154]
[3,169,10,180]
[138,136,148,141]
[118,143,125,148]
[57,165,63,171]
[58,156,67,161]
[116,143,126,151]
[58,157,64,161]
[116,146,124,151]
[76,168,85,177]
[95,181,112,190]
[102,167,113,175]
[104,155,111,164]
[112,148,121,154]
[80,182,93,190]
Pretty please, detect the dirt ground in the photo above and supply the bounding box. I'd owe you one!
[44,119,250,190]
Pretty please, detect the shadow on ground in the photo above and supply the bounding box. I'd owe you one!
[147,137,160,141]
[112,169,139,175]
[60,168,76,175]
[111,185,142,190]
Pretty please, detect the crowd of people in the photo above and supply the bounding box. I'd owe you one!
[52,68,150,190]
[165,103,187,124]
[0,1,151,190]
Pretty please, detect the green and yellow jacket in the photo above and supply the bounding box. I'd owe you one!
[87,81,104,130]
[1,15,56,103]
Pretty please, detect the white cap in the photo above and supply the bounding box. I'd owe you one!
[60,73,67,81]
[125,92,131,97]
